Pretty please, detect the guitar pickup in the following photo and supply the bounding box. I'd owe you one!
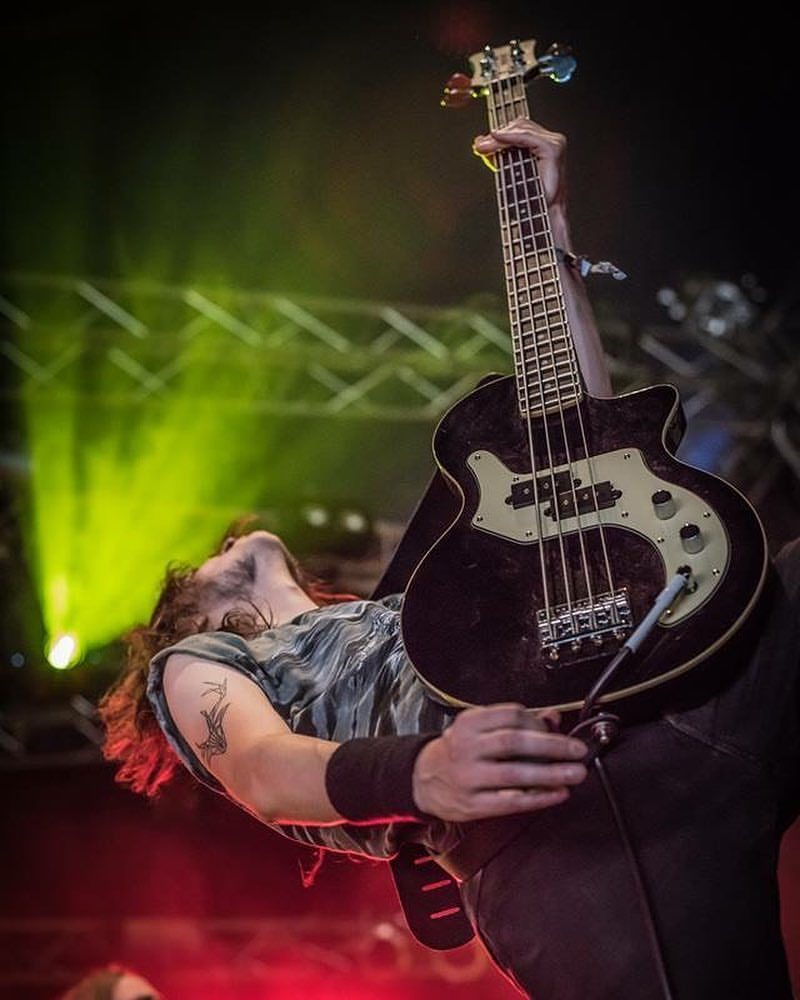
[543,481,622,520]
[506,470,576,508]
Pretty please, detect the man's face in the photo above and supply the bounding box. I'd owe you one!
[193,530,301,628]
[196,530,292,588]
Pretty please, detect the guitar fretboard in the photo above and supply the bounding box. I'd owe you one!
[488,78,582,417]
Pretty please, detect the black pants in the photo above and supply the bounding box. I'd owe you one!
[461,540,800,1000]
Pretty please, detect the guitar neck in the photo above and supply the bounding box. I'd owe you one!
[485,78,583,417]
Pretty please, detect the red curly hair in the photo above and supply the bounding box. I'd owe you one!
[100,520,356,797]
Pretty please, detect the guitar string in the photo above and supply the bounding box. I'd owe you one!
[499,78,593,614]
[495,88,577,620]
[511,92,594,606]
[488,81,553,624]
[506,75,619,611]
[504,79,599,608]
[491,78,576,625]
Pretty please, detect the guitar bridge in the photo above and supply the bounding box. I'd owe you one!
[537,589,632,663]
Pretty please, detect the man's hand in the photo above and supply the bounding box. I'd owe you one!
[472,116,567,209]
[412,703,587,822]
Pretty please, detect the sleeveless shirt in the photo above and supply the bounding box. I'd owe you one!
[147,593,461,859]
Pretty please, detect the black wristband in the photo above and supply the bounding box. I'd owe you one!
[325,734,439,824]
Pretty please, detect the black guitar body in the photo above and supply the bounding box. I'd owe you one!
[400,375,768,711]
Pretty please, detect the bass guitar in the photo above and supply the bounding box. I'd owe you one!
[399,38,769,713]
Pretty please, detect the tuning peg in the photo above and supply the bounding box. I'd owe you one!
[535,43,577,84]
[440,73,473,108]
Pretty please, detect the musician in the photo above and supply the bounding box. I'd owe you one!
[101,121,800,1000]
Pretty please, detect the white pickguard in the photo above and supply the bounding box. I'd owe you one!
[466,447,730,625]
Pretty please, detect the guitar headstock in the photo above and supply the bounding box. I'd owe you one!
[441,39,576,108]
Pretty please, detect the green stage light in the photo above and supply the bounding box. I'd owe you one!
[46,633,80,670]
[17,303,301,659]
[7,79,440,666]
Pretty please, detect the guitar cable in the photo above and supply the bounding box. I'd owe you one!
[567,568,692,1000]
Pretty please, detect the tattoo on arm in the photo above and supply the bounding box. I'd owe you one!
[196,678,230,766]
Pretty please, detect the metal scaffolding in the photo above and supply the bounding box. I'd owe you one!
[0,272,550,421]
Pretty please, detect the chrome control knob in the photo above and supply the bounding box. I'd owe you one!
[652,489,676,519]
[679,523,704,554]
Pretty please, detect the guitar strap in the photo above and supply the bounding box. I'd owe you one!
[388,843,474,950]
[387,815,536,951]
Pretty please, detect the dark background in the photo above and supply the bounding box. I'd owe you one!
[1,2,799,998]
[3,1,799,310]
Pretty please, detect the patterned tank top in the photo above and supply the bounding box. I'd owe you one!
[147,593,461,859]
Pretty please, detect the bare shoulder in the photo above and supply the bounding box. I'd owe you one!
[161,652,289,791]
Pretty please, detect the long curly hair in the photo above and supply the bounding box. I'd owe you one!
[99,520,356,797]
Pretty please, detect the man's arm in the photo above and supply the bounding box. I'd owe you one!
[473,118,613,398]
[163,654,341,823]
[162,654,588,826]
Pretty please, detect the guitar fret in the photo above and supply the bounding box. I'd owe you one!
[502,233,550,251]
[514,367,577,384]
[509,300,566,312]
[509,286,560,300]
[513,351,574,367]
[514,311,565,326]
[518,388,580,405]
[503,249,554,261]
[518,397,580,415]
[512,329,572,351]
[512,338,572,360]
[501,225,548,234]
[504,264,554,278]
[516,318,568,329]
[515,318,569,329]
[509,289,561,303]
[509,218,549,232]
[515,329,569,343]
[509,294,563,313]
[502,242,555,258]
[515,360,578,378]
[506,284,559,303]
[513,336,573,350]
[517,311,567,324]
[518,375,579,388]
[512,330,572,351]
[516,363,574,376]
[514,318,568,333]
[506,271,561,292]
[515,299,565,312]
[516,353,575,366]
[515,350,577,367]
[503,233,549,249]
[501,178,547,201]
[502,225,552,242]
[504,259,557,275]
[517,357,576,370]
[519,381,580,396]
[500,209,548,226]
[504,256,556,275]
